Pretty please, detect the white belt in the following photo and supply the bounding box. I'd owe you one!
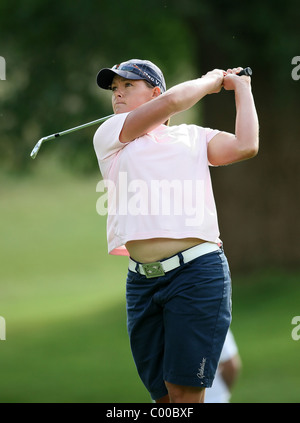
[128,242,221,279]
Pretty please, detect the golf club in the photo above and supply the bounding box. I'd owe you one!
[30,114,114,159]
[237,67,252,77]
[30,67,252,160]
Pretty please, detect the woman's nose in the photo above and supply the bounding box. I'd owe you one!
[113,88,123,97]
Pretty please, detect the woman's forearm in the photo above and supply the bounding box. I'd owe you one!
[207,72,259,166]
[166,71,223,115]
[234,82,259,157]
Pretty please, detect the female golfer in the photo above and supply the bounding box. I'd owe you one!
[93,59,259,403]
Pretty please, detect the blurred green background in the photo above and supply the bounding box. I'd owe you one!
[1,0,299,403]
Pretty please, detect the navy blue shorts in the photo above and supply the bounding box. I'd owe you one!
[126,247,232,401]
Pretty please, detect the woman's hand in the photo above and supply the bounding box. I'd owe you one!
[201,69,225,94]
[223,67,251,91]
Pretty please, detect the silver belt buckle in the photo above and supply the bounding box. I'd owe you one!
[141,262,165,279]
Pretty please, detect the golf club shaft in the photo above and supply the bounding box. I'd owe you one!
[30,113,114,159]
[43,114,115,142]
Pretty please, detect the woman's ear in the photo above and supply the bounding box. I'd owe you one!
[152,86,161,98]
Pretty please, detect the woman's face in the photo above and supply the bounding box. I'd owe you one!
[111,75,159,114]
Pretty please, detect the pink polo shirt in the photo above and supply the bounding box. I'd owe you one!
[93,112,221,255]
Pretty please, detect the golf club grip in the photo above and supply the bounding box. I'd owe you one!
[237,67,252,77]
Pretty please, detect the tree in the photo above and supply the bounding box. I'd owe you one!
[171,0,300,268]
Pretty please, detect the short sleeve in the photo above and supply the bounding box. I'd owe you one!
[93,112,130,162]
[203,127,220,167]
[204,127,220,144]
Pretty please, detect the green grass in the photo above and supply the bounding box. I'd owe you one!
[0,162,299,403]
[230,268,300,403]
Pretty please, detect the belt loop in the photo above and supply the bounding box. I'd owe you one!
[135,262,140,273]
[178,252,184,266]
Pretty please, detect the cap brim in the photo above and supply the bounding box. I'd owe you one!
[97,68,143,89]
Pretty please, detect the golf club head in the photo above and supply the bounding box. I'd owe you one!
[29,114,114,160]
[30,138,44,159]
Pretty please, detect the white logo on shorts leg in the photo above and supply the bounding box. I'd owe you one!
[197,358,207,381]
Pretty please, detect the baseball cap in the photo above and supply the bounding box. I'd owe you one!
[96,59,166,93]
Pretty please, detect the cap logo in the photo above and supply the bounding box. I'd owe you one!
[132,64,159,86]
